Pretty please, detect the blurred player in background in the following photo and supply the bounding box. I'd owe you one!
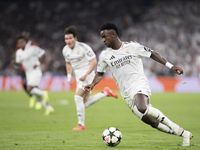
[196,53,200,78]
[62,26,118,130]
[85,23,193,146]
[11,32,41,109]
[11,36,54,115]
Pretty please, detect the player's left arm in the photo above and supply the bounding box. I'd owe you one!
[150,51,183,75]
[79,57,97,81]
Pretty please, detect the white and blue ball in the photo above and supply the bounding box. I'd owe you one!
[102,127,122,147]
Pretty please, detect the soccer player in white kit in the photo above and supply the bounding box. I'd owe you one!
[62,26,118,130]
[196,54,200,78]
[14,36,54,115]
[85,23,193,146]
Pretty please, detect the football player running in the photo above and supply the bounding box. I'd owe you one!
[13,36,54,115]
[11,32,39,109]
[62,26,118,130]
[85,23,193,146]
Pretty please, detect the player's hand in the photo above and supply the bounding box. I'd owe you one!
[171,66,183,75]
[68,79,73,84]
[79,74,87,81]
[84,84,94,93]
[33,64,38,69]
[10,60,15,66]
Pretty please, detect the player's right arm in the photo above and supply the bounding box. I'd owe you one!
[84,72,104,93]
[10,59,21,66]
[85,50,107,92]
[66,62,73,84]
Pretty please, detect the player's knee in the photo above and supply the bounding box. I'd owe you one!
[137,105,147,114]
[27,87,32,93]
[134,93,149,114]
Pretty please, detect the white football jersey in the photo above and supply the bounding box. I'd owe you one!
[97,41,152,98]
[196,55,200,67]
[62,41,96,75]
[16,44,45,72]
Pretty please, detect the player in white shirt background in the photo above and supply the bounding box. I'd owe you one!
[13,36,54,116]
[196,53,200,78]
[84,23,193,146]
[12,31,39,109]
[62,26,118,130]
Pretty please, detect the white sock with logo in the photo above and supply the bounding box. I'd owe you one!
[85,92,107,108]
[145,106,174,127]
[146,106,182,135]
[157,123,174,134]
[74,95,85,126]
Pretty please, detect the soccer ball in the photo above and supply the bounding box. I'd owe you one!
[102,127,122,147]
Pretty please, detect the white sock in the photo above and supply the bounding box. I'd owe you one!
[74,95,85,126]
[145,106,175,128]
[132,105,144,119]
[85,92,107,108]
[35,95,48,109]
[41,100,48,109]
[30,88,45,96]
[147,106,184,136]
[157,123,174,134]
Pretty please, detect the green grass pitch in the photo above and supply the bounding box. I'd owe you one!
[0,91,199,150]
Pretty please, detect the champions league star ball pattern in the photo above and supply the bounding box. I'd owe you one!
[102,127,122,147]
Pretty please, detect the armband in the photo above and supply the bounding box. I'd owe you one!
[165,62,173,69]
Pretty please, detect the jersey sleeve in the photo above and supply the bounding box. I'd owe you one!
[33,46,45,57]
[83,44,96,61]
[16,50,30,63]
[62,47,70,62]
[133,42,152,58]
[15,50,22,63]
[97,51,108,73]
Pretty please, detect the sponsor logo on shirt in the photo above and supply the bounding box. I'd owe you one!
[110,55,115,60]
[110,55,132,69]
[144,47,151,52]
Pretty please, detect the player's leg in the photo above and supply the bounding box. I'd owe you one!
[134,93,181,133]
[134,93,193,146]
[73,88,86,130]
[84,87,117,108]
[132,105,174,134]
[26,71,54,114]
[21,70,37,108]
[27,85,54,113]
[21,70,32,97]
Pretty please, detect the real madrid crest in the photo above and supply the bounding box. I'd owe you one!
[126,49,130,54]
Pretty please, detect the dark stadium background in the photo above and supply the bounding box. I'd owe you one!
[0,0,199,77]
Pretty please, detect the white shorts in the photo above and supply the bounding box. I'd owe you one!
[26,69,42,87]
[123,80,151,111]
[75,70,95,91]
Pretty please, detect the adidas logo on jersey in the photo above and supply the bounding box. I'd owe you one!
[110,55,115,60]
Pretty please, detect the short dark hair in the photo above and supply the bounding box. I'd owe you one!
[17,35,28,42]
[64,26,78,38]
[100,23,119,35]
